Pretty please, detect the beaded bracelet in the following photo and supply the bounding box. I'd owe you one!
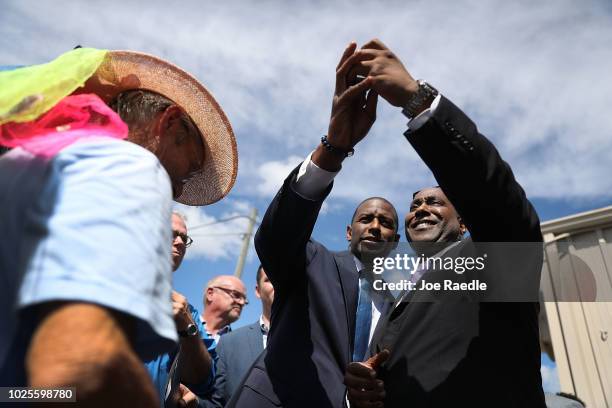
[320,135,354,158]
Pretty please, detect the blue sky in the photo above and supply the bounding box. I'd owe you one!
[3,0,612,393]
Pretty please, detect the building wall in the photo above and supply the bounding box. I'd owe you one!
[540,206,612,408]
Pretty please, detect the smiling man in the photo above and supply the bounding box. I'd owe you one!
[406,187,466,245]
[340,39,545,408]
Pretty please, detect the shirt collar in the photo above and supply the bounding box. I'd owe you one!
[259,315,270,334]
[352,255,363,273]
[199,315,232,336]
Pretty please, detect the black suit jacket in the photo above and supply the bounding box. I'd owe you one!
[228,173,359,408]
[370,96,545,407]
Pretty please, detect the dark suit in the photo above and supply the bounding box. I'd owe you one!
[201,321,265,407]
[369,96,545,407]
[228,172,360,408]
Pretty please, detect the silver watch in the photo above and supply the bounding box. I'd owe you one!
[402,80,438,118]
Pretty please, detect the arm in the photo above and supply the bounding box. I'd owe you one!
[255,42,378,290]
[26,302,159,406]
[173,293,212,389]
[404,96,541,242]
[355,39,541,242]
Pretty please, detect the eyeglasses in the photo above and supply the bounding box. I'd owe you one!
[211,286,249,305]
[173,231,193,247]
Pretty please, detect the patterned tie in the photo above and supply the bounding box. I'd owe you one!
[353,270,372,362]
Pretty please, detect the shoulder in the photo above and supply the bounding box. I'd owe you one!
[58,138,165,182]
[219,321,259,345]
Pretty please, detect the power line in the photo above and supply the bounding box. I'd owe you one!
[189,214,259,230]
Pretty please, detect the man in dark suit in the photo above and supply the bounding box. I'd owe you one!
[228,42,401,408]
[343,39,546,407]
[202,266,274,407]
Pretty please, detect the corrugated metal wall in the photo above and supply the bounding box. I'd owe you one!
[541,213,612,408]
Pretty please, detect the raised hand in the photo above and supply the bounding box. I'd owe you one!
[344,349,390,408]
[348,39,419,108]
[313,42,378,171]
[172,290,194,332]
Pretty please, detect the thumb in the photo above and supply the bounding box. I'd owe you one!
[364,349,390,370]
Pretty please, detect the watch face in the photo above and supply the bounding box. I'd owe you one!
[187,324,198,336]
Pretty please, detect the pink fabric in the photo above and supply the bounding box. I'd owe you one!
[0,93,128,157]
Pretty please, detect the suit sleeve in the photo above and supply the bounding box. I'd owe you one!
[254,164,333,292]
[405,96,542,242]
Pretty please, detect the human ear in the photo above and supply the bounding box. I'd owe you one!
[458,217,467,235]
[157,105,183,141]
[346,225,352,242]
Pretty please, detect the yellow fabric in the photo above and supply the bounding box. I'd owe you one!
[0,48,108,124]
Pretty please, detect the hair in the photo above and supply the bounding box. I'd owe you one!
[255,264,265,285]
[109,90,174,128]
[350,196,399,232]
[172,211,187,223]
[109,90,196,144]
[412,185,441,199]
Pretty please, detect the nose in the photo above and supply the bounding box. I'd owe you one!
[414,203,431,217]
[368,218,382,235]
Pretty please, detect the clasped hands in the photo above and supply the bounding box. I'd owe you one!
[313,39,418,172]
[344,349,390,408]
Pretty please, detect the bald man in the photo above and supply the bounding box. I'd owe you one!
[200,275,248,342]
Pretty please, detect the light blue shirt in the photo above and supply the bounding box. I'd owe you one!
[0,137,177,384]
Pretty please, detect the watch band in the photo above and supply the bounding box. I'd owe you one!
[402,80,438,118]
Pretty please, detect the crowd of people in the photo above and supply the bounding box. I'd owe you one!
[0,41,586,407]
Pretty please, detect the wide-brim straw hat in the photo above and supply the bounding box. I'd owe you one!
[79,50,237,206]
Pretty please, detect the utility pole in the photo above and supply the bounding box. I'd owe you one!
[234,207,258,278]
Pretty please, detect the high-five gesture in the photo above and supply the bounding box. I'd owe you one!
[313,42,378,171]
[349,39,420,108]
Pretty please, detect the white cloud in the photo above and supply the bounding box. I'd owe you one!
[541,364,561,392]
[2,0,612,205]
[174,202,254,261]
[255,155,303,196]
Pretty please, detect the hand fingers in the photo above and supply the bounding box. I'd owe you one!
[336,41,357,70]
[365,349,390,370]
[172,291,186,303]
[344,371,382,391]
[361,38,389,51]
[336,52,376,95]
[337,77,372,106]
[348,389,385,407]
[364,90,378,120]
[346,361,377,379]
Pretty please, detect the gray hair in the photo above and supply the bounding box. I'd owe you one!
[109,90,174,128]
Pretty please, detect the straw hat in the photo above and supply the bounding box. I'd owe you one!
[79,50,237,206]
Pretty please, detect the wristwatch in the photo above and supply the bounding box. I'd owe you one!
[178,323,199,338]
[402,80,438,118]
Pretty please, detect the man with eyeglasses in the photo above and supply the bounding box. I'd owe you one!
[144,212,217,408]
[200,275,248,343]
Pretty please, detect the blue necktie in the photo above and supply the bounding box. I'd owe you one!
[353,271,372,362]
